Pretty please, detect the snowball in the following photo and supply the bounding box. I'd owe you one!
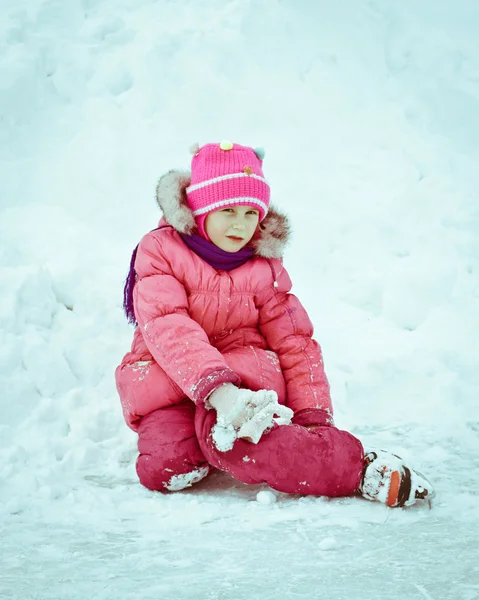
[318,537,337,551]
[256,490,277,505]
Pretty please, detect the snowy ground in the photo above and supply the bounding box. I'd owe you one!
[1,0,479,598]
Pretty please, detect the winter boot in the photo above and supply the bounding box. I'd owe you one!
[359,450,435,507]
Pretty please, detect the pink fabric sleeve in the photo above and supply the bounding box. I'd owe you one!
[133,233,240,403]
[292,408,334,428]
[255,263,333,418]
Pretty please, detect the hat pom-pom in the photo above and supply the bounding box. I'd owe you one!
[189,142,200,155]
[254,147,265,160]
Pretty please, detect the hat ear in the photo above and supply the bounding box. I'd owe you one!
[254,147,265,160]
[156,169,196,234]
[189,142,200,155]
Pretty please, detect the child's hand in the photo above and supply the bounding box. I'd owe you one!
[207,383,293,450]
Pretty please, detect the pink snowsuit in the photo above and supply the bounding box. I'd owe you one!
[116,173,364,495]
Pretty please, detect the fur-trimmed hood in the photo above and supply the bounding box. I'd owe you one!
[155,169,291,259]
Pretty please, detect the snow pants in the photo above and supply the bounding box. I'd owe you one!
[136,400,364,496]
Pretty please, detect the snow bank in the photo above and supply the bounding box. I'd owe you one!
[1,1,479,596]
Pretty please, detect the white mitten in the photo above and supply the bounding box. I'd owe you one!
[237,400,293,443]
[207,383,293,451]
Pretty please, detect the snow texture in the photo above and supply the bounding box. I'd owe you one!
[1,0,479,598]
[211,423,237,453]
[164,466,210,492]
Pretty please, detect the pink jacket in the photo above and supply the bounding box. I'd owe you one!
[116,170,332,430]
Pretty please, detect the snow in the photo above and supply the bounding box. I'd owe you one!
[318,537,337,551]
[256,490,277,505]
[164,465,210,492]
[1,0,479,598]
[211,422,237,452]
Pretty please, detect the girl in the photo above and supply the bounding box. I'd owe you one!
[116,141,434,507]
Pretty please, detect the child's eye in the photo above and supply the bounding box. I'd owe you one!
[222,208,234,213]
[247,211,259,216]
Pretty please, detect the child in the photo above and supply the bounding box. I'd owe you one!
[116,141,435,507]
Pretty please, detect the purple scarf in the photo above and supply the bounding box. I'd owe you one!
[179,233,255,271]
[123,228,255,324]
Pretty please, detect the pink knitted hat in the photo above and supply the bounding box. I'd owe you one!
[186,141,270,239]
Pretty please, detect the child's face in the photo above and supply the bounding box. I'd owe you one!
[205,205,260,252]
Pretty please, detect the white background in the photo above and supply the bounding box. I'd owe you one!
[1,1,478,598]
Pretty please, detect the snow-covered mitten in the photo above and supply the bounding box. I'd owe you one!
[359,450,435,508]
[207,383,293,451]
[236,399,292,443]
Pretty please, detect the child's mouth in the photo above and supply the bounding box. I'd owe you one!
[227,236,244,243]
